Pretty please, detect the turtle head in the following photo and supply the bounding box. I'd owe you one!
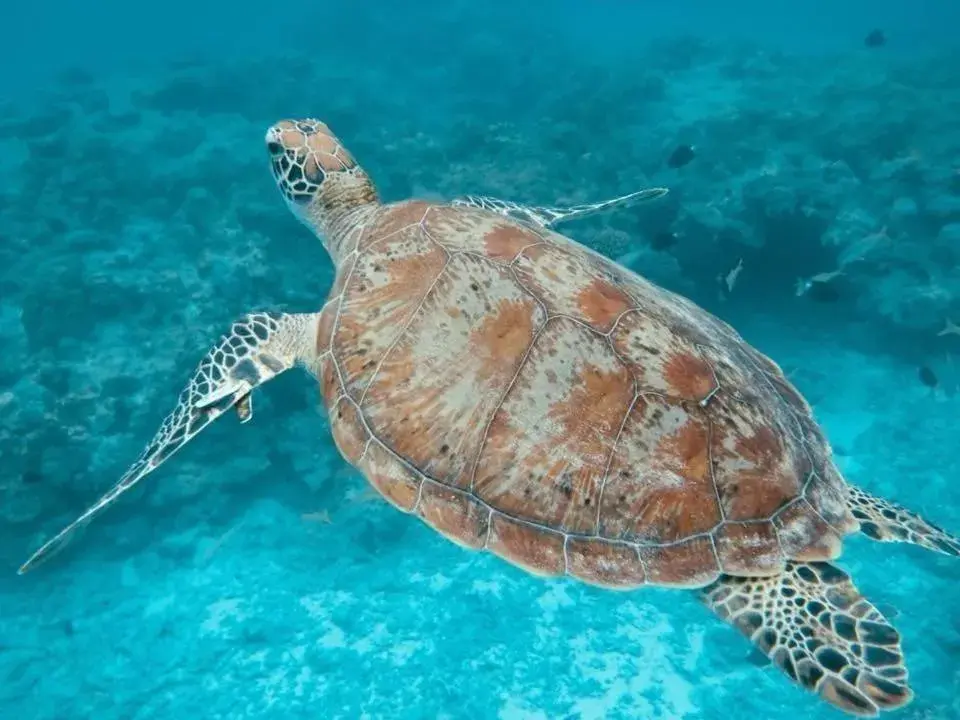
[265,119,379,258]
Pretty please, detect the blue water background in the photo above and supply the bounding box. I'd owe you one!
[2,2,960,718]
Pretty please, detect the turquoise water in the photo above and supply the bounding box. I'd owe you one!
[2,2,960,718]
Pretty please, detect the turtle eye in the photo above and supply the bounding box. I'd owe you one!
[267,141,283,157]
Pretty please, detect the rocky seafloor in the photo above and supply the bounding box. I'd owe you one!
[1,9,960,719]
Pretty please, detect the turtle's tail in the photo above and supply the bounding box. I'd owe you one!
[846,485,960,557]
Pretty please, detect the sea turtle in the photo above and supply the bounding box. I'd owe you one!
[21,118,960,716]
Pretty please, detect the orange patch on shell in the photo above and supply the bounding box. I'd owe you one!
[385,238,447,287]
[361,253,545,487]
[330,397,368,465]
[599,395,721,543]
[512,242,633,328]
[470,297,541,383]
[486,512,565,577]
[714,521,785,575]
[483,224,540,262]
[473,317,634,534]
[333,227,446,397]
[637,535,720,587]
[358,442,422,512]
[576,278,633,332]
[565,537,646,589]
[662,351,716,401]
[417,480,490,549]
[710,402,801,522]
[610,310,715,400]
[422,207,541,262]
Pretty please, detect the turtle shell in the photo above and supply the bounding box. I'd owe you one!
[316,200,859,589]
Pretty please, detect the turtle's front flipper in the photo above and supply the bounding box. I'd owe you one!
[451,187,669,229]
[847,485,960,557]
[18,311,318,575]
[703,562,911,717]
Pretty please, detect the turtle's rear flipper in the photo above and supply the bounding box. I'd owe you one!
[18,311,317,575]
[847,485,960,557]
[703,562,912,717]
[451,187,669,229]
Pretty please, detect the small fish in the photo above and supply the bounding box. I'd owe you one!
[838,225,889,268]
[795,269,843,297]
[667,144,696,169]
[919,365,938,388]
[864,29,886,48]
[723,258,744,294]
[811,269,844,285]
[301,510,332,524]
[937,319,960,338]
[650,231,678,251]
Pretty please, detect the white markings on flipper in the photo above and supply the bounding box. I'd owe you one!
[18,311,318,575]
[451,186,669,229]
